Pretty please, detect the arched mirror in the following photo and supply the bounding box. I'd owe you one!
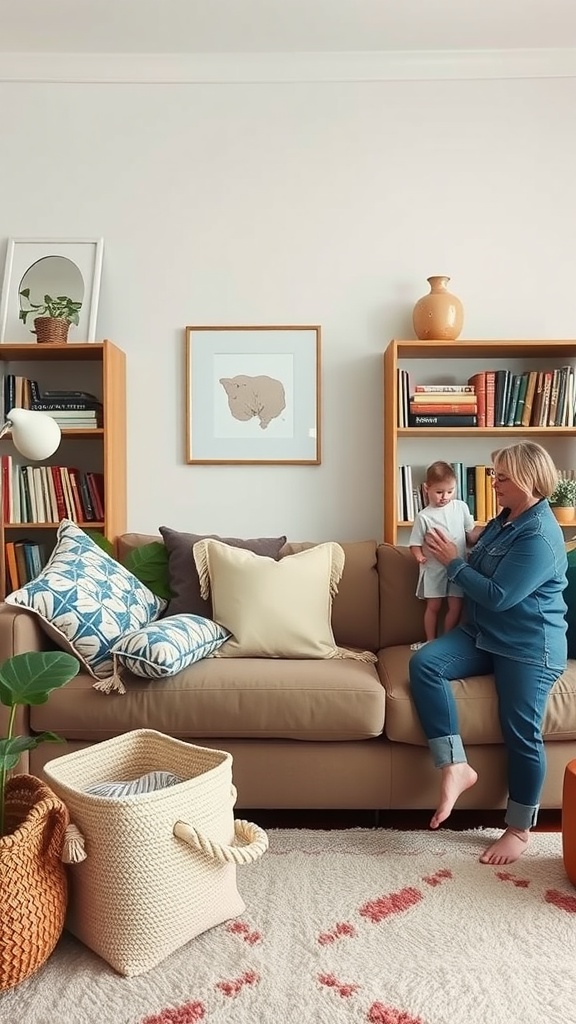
[19,256,85,338]
[0,238,104,343]
[19,256,85,314]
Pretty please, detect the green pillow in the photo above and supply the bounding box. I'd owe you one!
[565,547,576,658]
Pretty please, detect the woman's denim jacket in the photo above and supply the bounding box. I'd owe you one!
[446,499,568,669]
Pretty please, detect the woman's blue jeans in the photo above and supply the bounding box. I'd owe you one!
[409,627,562,830]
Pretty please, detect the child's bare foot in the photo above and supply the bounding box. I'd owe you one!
[479,827,529,865]
[430,762,478,829]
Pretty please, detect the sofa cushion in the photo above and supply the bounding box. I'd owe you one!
[5,520,166,679]
[159,526,287,618]
[193,538,346,658]
[378,646,576,745]
[110,614,231,679]
[30,657,386,742]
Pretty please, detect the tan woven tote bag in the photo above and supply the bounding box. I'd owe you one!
[43,729,268,976]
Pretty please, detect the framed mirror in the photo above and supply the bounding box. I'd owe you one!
[0,237,104,343]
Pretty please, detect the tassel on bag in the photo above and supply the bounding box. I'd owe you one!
[62,823,87,863]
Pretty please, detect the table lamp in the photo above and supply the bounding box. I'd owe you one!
[0,407,61,460]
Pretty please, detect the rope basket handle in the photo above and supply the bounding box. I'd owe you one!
[173,818,269,865]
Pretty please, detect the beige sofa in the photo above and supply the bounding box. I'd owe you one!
[2,536,576,812]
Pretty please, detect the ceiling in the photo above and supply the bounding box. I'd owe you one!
[1,0,576,54]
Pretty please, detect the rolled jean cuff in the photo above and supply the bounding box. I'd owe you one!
[505,799,539,830]
[428,734,467,769]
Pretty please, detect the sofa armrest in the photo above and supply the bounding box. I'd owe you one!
[0,603,53,660]
[0,604,55,761]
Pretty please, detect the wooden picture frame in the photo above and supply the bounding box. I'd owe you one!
[185,325,321,464]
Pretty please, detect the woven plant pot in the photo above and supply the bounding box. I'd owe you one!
[0,775,69,991]
[33,317,70,344]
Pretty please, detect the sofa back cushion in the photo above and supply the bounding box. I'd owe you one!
[378,543,423,648]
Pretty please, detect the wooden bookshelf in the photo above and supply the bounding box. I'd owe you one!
[0,340,126,598]
[384,339,576,543]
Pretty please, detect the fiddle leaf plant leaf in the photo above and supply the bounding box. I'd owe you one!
[123,542,172,600]
[0,651,80,707]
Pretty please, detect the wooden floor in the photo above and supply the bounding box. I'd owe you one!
[241,808,562,833]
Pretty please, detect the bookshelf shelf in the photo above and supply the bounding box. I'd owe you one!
[0,339,126,598]
[384,338,576,543]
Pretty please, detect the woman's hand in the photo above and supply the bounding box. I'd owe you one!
[424,527,458,566]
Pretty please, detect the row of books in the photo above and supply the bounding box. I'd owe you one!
[397,368,576,428]
[3,376,103,422]
[398,463,500,523]
[1,455,105,525]
[4,540,50,591]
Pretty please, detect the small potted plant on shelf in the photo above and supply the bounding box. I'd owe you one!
[549,476,576,524]
[0,650,79,990]
[19,289,82,345]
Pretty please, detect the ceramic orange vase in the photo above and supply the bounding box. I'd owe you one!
[412,275,464,341]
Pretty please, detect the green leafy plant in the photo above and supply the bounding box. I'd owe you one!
[19,289,82,327]
[123,542,172,600]
[0,651,80,836]
[550,477,576,508]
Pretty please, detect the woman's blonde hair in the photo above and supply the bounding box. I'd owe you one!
[491,442,559,498]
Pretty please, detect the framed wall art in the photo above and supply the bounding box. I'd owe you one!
[185,324,321,464]
[0,237,104,343]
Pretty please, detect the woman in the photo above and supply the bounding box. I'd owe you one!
[409,441,568,865]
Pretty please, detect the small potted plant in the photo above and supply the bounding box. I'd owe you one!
[0,650,79,990]
[549,476,576,524]
[19,289,83,344]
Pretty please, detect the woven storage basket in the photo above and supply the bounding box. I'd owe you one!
[43,729,268,976]
[0,775,69,991]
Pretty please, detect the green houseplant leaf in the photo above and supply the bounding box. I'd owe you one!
[0,650,80,836]
[123,542,172,600]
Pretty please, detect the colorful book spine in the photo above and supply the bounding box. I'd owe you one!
[413,384,475,393]
[409,403,478,415]
[408,414,477,427]
[411,393,476,404]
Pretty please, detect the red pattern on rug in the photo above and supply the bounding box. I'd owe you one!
[141,1001,206,1024]
[318,921,357,945]
[495,871,530,887]
[359,886,423,922]
[367,1004,425,1024]
[318,972,360,998]
[215,970,260,997]
[544,888,576,912]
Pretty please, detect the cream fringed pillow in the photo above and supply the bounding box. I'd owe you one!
[192,538,376,662]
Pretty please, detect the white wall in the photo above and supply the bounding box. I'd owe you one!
[1,65,575,541]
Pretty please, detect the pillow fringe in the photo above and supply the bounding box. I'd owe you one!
[333,647,378,664]
[193,540,211,601]
[329,543,346,598]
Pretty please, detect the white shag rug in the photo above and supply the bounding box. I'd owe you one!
[2,828,575,1024]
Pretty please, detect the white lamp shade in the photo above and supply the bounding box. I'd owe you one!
[7,407,62,460]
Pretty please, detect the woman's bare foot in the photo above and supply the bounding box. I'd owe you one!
[479,827,529,865]
[430,762,478,829]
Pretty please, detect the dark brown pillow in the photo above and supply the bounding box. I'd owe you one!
[159,526,287,617]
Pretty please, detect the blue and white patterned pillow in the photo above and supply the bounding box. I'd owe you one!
[5,519,166,679]
[110,614,231,678]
